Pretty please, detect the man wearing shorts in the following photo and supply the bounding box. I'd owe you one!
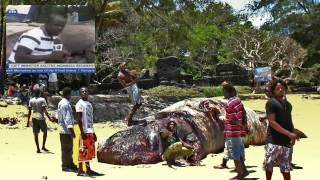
[76,87,100,176]
[118,62,144,126]
[27,88,53,153]
[263,80,297,180]
[222,84,248,180]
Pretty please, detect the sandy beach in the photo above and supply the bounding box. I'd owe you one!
[0,94,319,180]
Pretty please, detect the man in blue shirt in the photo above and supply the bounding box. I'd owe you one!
[57,87,77,172]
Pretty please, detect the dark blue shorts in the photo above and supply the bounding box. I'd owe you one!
[32,118,47,134]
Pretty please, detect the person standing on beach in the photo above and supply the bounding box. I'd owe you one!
[220,84,248,180]
[118,62,144,126]
[214,81,248,172]
[260,82,302,170]
[263,80,297,180]
[76,87,100,176]
[48,73,58,95]
[57,87,77,172]
[26,88,53,153]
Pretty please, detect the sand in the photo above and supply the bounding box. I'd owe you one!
[0,94,319,179]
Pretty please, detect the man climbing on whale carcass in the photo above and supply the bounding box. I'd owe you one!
[118,62,144,126]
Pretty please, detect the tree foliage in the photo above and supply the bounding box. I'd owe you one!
[250,0,320,67]
[226,27,307,77]
[0,0,317,85]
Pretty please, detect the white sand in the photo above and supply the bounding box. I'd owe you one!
[0,95,319,179]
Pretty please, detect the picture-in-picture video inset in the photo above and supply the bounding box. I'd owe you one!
[6,5,95,73]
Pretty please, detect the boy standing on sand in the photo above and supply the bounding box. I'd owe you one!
[76,87,100,176]
[27,88,53,153]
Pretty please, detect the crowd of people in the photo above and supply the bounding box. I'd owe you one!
[26,85,101,176]
[4,73,59,105]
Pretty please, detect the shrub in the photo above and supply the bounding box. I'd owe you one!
[294,64,320,86]
[234,86,253,94]
[202,86,223,97]
[144,86,202,97]
[144,85,253,97]
[201,86,253,97]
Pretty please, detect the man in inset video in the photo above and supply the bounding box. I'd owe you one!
[8,14,69,63]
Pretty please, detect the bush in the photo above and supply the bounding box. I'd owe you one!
[294,64,320,86]
[144,86,202,97]
[202,86,223,97]
[201,86,253,97]
[234,86,253,94]
[144,85,253,97]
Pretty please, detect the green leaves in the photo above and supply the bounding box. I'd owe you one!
[189,25,223,48]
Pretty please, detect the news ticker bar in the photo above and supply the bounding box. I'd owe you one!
[8,63,95,68]
[7,68,96,73]
[6,63,96,73]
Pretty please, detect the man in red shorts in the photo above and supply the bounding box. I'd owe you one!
[76,87,101,176]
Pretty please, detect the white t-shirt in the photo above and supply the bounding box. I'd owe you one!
[76,99,94,133]
[48,73,58,82]
[28,97,47,120]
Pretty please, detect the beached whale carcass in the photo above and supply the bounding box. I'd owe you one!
[97,98,268,165]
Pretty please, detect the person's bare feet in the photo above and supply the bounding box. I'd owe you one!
[238,170,249,179]
[213,164,228,169]
[229,170,249,180]
[77,172,89,177]
[42,147,49,152]
[87,170,103,176]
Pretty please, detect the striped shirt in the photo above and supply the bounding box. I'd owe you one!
[8,27,58,63]
[224,96,245,137]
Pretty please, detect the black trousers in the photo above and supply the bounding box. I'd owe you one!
[60,133,74,168]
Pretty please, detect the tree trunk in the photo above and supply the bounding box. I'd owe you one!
[0,2,6,95]
[96,0,109,34]
[64,4,68,15]
[0,2,4,65]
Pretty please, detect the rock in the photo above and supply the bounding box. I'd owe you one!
[155,56,181,82]
[5,100,14,105]
[47,95,179,122]
[0,101,8,107]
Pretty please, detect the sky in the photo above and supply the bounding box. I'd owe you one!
[218,0,270,27]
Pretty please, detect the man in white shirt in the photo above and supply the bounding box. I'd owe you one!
[48,73,58,95]
[67,7,79,24]
[8,14,69,63]
[58,87,77,172]
[27,88,53,153]
[76,87,100,176]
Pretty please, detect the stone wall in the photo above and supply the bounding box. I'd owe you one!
[47,95,182,122]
